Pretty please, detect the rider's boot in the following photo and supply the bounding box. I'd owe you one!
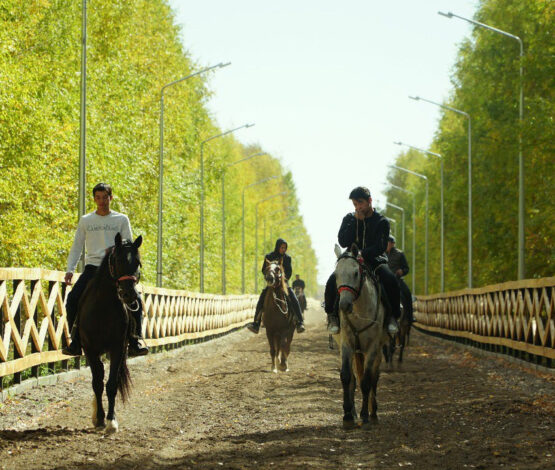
[387,316,399,335]
[247,289,266,334]
[287,289,305,333]
[128,308,148,357]
[326,298,340,334]
[62,325,82,356]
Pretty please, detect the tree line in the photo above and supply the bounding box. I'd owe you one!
[0,0,318,295]
[385,0,553,294]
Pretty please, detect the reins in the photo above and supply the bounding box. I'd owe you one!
[108,247,141,311]
[336,253,381,352]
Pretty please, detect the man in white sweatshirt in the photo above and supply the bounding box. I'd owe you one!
[62,183,148,357]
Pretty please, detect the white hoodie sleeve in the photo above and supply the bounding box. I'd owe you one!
[66,218,86,273]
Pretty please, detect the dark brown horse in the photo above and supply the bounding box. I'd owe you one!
[262,259,296,373]
[79,232,142,432]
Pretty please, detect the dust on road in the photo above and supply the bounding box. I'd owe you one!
[1,301,553,469]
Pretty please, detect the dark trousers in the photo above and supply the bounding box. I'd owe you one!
[324,265,401,320]
[397,277,413,321]
[65,264,144,338]
[254,286,304,324]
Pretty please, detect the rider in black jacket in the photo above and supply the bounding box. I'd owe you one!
[246,238,306,334]
[324,186,401,335]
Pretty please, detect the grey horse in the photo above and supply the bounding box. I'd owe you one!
[332,243,388,428]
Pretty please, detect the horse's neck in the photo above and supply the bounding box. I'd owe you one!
[353,277,378,317]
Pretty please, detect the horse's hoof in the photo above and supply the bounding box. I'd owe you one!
[94,422,106,430]
[105,419,119,433]
[342,419,357,430]
[272,368,278,374]
[361,421,373,431]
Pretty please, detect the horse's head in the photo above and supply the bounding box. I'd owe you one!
[264,258,285,291]
[109,233,143,308]
[334,243,364,314]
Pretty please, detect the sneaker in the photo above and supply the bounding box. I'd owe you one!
[327,316,340,334]
[128,340,149,357]
[246,322,260,334]
[62,341,82,356]
[387,318,399,335]
[296,323,306,334]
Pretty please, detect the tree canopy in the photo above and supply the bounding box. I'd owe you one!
[0,0,318,295]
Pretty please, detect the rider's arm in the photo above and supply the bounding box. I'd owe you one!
[120,214,133,240]
[338,214,356,248]
[283,255,292,281]
[66,218,86,274]
[399,252,410,276]
[361,218,390,263]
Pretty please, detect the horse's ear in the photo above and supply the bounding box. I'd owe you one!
[115,232,122,248]
[334,244,342,259]
[265,258,271,265]
[351,243,359,257]
[133,235,143,249]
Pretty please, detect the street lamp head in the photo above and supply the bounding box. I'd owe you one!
[245,123,255,128]
[408,95,420,101]
[438,11,453,18]
[218,62,232,68]
[393,141,402,146]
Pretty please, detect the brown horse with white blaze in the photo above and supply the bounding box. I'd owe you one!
[262,259,296,373]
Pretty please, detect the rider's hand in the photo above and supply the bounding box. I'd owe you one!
[354,210,365,220]
[64,272,73,285]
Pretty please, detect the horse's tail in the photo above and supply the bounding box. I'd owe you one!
[117,352,132,402]
[354,352,364,389]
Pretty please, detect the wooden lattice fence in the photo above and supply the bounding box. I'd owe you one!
[0,268,256,382]
[414,277,555,363]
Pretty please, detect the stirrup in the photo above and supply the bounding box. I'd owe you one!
[296,323,306,333]
[246,322,260,334]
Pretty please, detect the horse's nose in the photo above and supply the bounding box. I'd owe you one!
[339,296,353,314]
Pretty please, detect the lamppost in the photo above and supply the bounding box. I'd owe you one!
[394,141,444,292]
[386,202,405,250]
[409,95,472,288]
[200,123,254,292]
[78,0,87,227]
[390,184,417,293]
[439,10,525,280]
[242,176,279,293]
[157,62,230,287]
[390,165,429,294]
[255,192,287,292]
[386,217,397,238]
[221,152,267,294]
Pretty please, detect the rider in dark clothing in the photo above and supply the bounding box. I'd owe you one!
[324,186,401,335]
[292,276,305,291]
[386,235,415,323]
[247,238,306,334]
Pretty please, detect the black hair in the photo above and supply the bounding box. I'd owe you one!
[92,183,112,197]
[349,186,371,201]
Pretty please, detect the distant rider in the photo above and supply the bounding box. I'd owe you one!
[246,238,306,334]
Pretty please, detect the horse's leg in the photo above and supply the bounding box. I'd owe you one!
[88,354,105,429]
[369,349,382,422]
[279,335,290,372]
[105,349,124,433]
[266,330,277,373]
[398,328,406,363]
[340,346,356,427]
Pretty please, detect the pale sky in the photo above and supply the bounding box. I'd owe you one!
[168,0,478,284]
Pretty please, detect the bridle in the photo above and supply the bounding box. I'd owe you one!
[336,253,366,301]
[265,261,289,316]
[108,247,141,311]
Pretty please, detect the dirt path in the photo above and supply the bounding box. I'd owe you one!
[1,302,553,469]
